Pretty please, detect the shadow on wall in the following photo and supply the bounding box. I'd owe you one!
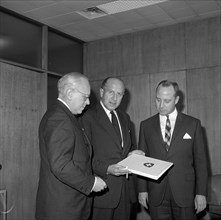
[176,89,185,113]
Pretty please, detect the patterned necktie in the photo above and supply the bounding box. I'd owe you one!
[110,111,122,144]
[165,115,171,151]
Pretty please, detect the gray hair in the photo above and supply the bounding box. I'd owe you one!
[57,72,87,97]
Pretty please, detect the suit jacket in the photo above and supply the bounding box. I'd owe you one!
[36,100,95,220]
[81,103,137,208]
[138,112,208,207]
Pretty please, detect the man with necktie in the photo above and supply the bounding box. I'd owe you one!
[35,72,107,220]
[138,80,208,220]
[81,77,144,220]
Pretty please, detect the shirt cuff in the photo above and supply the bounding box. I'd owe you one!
[91,176,97,192]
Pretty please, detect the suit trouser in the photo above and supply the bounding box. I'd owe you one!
[149,180,196,220]
[91,183,131,220]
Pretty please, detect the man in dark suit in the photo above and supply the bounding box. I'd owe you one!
[35,72,107,220]
[138,80,208,220]
[81,77,144,220]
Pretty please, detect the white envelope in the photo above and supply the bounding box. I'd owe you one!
[183,133,192,139]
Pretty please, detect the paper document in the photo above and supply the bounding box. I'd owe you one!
[118,154,173,180]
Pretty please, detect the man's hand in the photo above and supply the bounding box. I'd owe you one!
[194,195,207,214]
[92,177,107,192]
[138,192,148,209]
[107,164,130,176]
[128,149,145,156]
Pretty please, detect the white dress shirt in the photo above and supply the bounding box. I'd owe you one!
[100,101,123,147]
[159,108,178,142]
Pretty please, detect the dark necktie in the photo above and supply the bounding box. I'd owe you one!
[110,111,122,144]
[165,115,171,151]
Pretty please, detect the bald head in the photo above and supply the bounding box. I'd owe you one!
[58,72,90,114]
[100,77,125,111]
[58,72,88,97]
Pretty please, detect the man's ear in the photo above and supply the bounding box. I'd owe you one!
[67,88,74,100]
[100,88,104,98]
[175,95,180,105]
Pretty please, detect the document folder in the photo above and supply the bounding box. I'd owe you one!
[118,154,173,180]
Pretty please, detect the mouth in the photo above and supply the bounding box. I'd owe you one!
[110,102,117,106]
[160,109,167,114]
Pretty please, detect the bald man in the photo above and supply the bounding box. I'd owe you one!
[81,77,143,220]
[36,72,106,220]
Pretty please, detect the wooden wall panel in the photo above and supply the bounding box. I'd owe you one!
[88,79,102,107]
[84,40,113,80]
[115,33,144,77]
[141,28,161,74]
[142,24,186,74]
[0,62,47,219]
[158,24,186,72]
[187,66,221,175]
[84,33,144,80]
[120,75,151,143]
[186,16,221,69]
[84,23,186,80]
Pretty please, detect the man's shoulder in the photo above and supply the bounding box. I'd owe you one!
[179,112,200,123]
[39,102,73,131]
[140,113,158,124]
[42,102,65,119]
[116,108,129,118]
[82,104,100,119]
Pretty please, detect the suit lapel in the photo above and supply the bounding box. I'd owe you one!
[153,114,170,154]
[152,113,184,153]
[170,112,183,145]
[97,104,122,149]
[117,110,130,153]
[117,111,125,144]
[57,100,93,156]
[155,114,165,145]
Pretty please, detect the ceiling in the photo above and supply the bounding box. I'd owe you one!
[1,0,221,42]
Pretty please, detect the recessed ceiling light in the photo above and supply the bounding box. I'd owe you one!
[76,0,168,19]
[76,7,108,20]
[99,0,168,14]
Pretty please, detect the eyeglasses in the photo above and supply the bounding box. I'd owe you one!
[74,88,90,101]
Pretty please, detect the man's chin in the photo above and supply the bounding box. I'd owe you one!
[109,104,118,110]
[160,112,167,116]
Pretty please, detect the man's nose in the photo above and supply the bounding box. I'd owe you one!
[160,101,165,108]
[86,98,90,105]
[112,93,117,101]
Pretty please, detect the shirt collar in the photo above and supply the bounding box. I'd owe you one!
[100,101,116,116]
[57,98,71,112]
[160,108,178,121]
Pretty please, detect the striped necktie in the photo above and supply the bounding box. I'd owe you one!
[165,115,171,151]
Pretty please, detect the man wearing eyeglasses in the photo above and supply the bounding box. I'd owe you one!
[35,72,107,220]
[81,77,144,220]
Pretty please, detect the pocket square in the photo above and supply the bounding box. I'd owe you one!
[183,133,192,139]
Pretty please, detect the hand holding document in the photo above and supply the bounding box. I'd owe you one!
[118,154,173,180]
[107,164,131,176]
[128,149,145,156]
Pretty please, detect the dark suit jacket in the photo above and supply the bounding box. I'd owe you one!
[81,103,137,208]
[36,100,95,220]
[138,112,208,207]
